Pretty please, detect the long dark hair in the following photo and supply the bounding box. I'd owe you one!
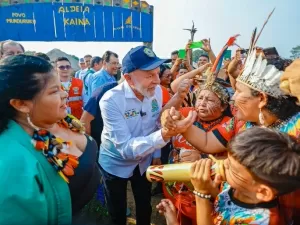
[0,55,53,134]
[250,58,300,120]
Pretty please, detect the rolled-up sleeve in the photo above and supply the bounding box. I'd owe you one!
[100,97,168,160]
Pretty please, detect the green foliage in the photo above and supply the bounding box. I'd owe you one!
[290,45,300,59]
[192,49,207,63]
[71,55,79,61]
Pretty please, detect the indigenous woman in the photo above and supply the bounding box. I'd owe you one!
[0,55,99,224]
[163,49,300,154]
[162,47,300,224]
[164,78,233,225]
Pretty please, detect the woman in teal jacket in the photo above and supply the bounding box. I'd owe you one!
[0,55,96,224]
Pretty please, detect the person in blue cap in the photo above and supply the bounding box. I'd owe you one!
[74,58,87,79]
[98,46,190,225]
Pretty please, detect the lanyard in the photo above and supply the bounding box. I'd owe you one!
[61,78,72,94]
[61,78,72,114]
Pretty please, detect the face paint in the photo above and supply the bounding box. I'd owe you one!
[206,100,221,116]
[196,90,223,121]
[232,82,261,122]
[234,95,250,116]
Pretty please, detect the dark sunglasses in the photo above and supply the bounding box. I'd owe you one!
[58,65,71,70]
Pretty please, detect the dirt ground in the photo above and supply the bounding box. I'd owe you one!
[127,184,166,225]
[73,184,166,225]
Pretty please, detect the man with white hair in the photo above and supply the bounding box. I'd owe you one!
[0,40,24,59]
[99,46,189,225]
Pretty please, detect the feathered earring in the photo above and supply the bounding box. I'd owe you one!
[27,113,40,131]
[259,109,266,127]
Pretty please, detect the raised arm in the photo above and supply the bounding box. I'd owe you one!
[171,63,210,93]
[227,49,243,90]
[161,79,191,113]
[201,38,216,65]
[170,58,182,80]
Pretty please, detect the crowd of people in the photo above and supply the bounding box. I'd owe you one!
[0,26,300,225]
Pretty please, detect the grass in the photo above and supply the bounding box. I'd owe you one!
[73,184,166,225]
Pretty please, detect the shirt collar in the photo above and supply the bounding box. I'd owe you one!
[5,120,32,149]
[124,81,137,99]
[101,69,116,80]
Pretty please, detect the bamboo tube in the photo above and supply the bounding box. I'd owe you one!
[146,155,226,182]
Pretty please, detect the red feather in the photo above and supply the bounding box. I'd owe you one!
[211,34,240,72]
[227,34,240,46]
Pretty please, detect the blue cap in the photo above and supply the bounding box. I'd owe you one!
[79,58,85,63]
[122,46,168,73]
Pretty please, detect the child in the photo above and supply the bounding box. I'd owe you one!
[157,127,300,225]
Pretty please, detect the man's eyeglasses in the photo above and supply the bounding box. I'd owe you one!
[58,65,71,70]
[108,62,120,66]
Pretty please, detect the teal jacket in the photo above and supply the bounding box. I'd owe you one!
[0,121,72,224]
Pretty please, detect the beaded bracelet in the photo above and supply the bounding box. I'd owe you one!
[193,190,211,199]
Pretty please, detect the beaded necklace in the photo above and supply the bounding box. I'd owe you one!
[197,115,225,132]
[248,117,290,131]
[31,114,85,183]
[267,118,289,130]
[61,78,72,94]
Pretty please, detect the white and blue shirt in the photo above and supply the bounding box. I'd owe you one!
[99,81,167,178]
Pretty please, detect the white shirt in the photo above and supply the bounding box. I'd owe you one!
[61,81,71,90]
[99,81,168,178]
[78,68,88,80]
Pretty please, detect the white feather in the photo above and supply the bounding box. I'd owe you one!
[237,48,285,98]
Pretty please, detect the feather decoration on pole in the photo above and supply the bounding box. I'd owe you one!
[211,34,240,74]
[202,34,239,90]
[205,34,239,88]
[253,8,275,47]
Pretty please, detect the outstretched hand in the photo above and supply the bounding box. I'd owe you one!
[201,38,212,52]
[197,63,212,75]
[177,79,192,99]
[185,40,192,52]
[227,49,243,78]
[156,199,179,225]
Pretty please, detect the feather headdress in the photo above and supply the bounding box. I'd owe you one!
[236,8,285,98]
[195,35,239,104]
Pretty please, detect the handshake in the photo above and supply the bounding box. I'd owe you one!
[161,106,197,140]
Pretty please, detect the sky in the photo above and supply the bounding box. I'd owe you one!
[20,0,300,61]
